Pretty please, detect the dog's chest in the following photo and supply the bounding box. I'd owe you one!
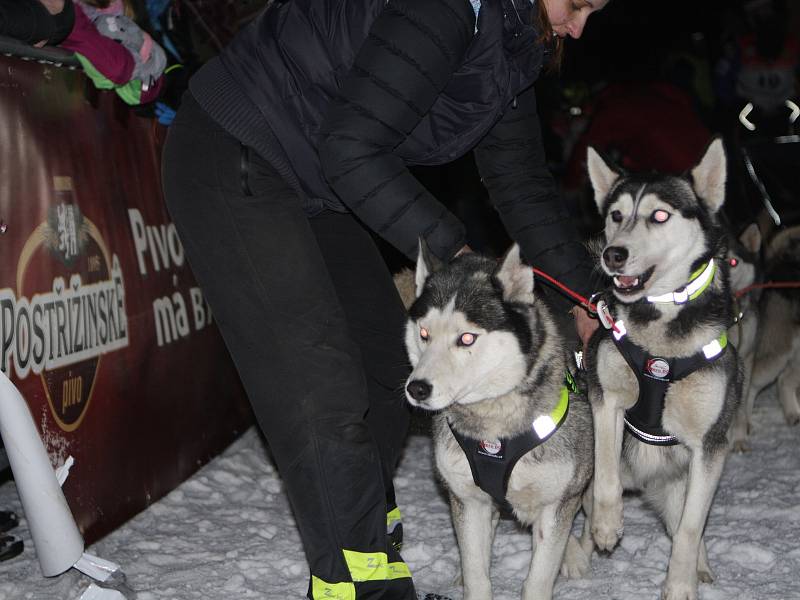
[435,431,569,522]
[596,340,638,408]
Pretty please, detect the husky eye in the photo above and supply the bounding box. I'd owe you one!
[651,210,670,223]
[458,332,478,347]
[729,257,739,268]
[610,210,623,223]
[420,327,430,341]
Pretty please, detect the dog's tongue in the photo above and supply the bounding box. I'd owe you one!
[617,275,638,288]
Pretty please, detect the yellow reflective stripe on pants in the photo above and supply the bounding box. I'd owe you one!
[311,576,356,600]
[342,549,413,582]
[386,506,402,530]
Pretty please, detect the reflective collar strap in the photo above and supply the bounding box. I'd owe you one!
[646,259,717,304]
[531,383,570,440]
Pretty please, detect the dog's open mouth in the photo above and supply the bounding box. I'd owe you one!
[612,266,655,295]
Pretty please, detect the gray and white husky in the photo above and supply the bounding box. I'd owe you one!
[727,223,764,451]
[585,138,742,600]
[746,224,800,426]
[404,245,593,600]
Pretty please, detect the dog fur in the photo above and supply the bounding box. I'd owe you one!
[584,138,742,600]
[403,245,593,600]
[745,224,800,427]
[728,223,764,451]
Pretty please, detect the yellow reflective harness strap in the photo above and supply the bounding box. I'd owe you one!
[552,385,570,426]
[311,576,356,600]
[386,506,402,531]
[342,549,413,582]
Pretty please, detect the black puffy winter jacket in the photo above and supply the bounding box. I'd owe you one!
[190,0,595,301]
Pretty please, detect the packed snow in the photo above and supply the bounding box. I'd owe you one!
[0,385,798,600]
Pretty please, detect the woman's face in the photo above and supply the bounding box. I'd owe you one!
[541,0,609,40]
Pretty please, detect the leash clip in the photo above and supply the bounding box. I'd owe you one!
[596,299,614,330]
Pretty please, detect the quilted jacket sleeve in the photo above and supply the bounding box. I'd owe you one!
[474,85,598,306]
[318,0,475,262]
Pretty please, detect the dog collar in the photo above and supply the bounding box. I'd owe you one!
[645,259,716,304]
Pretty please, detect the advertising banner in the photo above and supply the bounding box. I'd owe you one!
[0,53,253,545]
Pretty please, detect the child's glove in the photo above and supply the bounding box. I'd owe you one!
[154,101,176,126]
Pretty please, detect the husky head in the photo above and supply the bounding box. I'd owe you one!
[728,223,762,295]
[588,138,728,303]
[404,244,534,411]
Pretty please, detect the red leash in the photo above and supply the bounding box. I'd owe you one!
[532,267,621,333]
[735,281,800,298]
[532,267,598,312]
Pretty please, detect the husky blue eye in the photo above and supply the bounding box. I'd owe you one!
[651,210,670,223]
[610,210,623,223]
[420,327,429,340]
[458,332,478,346]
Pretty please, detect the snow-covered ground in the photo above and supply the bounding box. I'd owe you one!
[0,386,798,600]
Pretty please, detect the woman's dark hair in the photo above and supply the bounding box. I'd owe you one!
[534,0,564,70]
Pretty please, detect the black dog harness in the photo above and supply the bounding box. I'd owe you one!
[598,259,728,445]
[448,372,577,511]
[610,320,728,445]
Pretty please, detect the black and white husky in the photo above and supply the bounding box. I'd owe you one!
[585,139,742,600]
[404,245,593,600]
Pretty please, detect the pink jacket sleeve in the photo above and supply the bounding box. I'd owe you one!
[59,3,133,85]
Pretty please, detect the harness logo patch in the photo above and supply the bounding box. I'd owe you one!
[645,358,670,380]
[478,439,503,459]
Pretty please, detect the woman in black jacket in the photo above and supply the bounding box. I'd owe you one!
[162,0,607,598]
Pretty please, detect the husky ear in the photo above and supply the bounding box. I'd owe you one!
[739,222,762,254]
[495,244,534,304]
[691,138,727,213]
[587,146,621,213]
[415,238,442,298]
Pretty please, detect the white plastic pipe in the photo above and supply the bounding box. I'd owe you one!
[0,370,84,576]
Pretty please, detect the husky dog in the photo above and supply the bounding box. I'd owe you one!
[745,225,800,426]
[585,139,742,600]
[727,223,764,451]
[404,245,593,600]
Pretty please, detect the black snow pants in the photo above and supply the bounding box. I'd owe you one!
[161,94,416,600]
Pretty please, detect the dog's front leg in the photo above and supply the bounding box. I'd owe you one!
[662,449,726,600]
[522,498,577,600]
[450,494,496,600]
[590,395,625,551]
[731,350,755,452]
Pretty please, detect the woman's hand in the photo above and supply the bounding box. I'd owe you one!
[572,305,598,352]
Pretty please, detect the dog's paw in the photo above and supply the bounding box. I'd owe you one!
[560,535,591,579]
[731,437,751,453]
[591,502,623,552]
[697,566,715,584]
[463,586,492,600]
[661,580,698,600]
[784,411,800,427]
